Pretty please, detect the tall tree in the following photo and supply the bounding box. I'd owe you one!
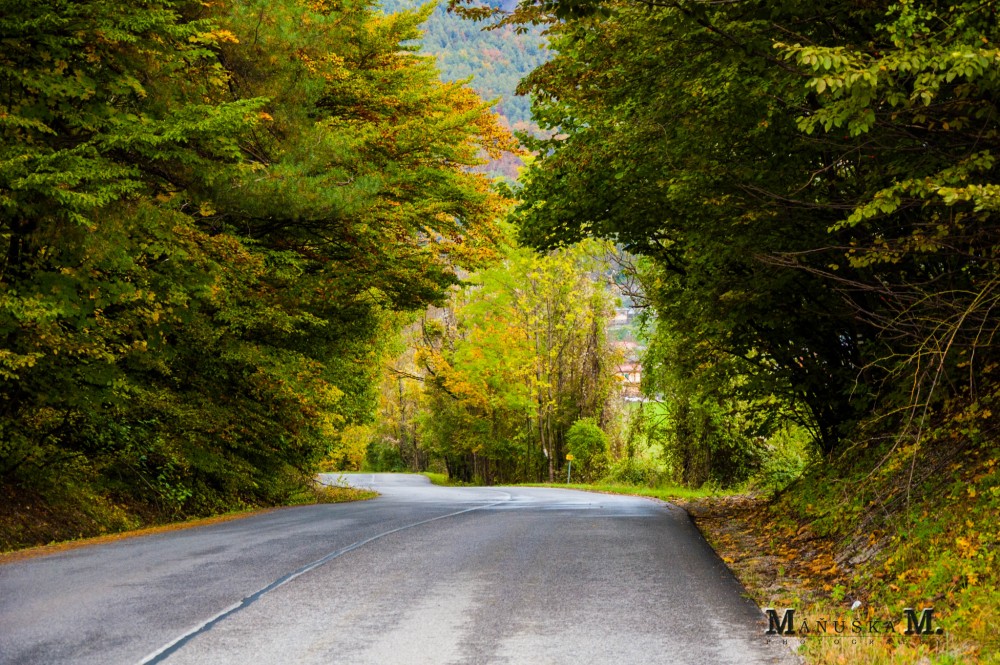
[509,0,884,454]
[383,239,619,483]
[500,0,1000,457]
[1,0,515,520]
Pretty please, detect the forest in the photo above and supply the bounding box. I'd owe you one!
[0,0,516,543]
[2,0,999,660]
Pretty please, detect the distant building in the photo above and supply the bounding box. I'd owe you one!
[616,360,642,398]
[608,314,643,398]
[618,361,642,386]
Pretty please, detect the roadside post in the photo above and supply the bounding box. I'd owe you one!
[566,454,575,483]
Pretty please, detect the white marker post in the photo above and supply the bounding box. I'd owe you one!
[566,454,575,484]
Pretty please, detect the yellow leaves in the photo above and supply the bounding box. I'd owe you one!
[305,0,337,12]
[190,29,239,45]
[955,536,978,559]
[0,350,44,380]
[198,202,216,217]
[292,49,348,81]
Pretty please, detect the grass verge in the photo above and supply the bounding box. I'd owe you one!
[421,471,453,486]
[683,439,999,664]
[517,481,723,501]
[0,480,377,559]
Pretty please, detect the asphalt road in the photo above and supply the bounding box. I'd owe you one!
[0,474,799,664]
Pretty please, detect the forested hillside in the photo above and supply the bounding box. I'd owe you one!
[0,0,514,548]
[377,0,547,179]
[380,0,545,132]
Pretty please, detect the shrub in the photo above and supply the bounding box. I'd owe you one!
[566,418,610,481]
[602,456,664,487]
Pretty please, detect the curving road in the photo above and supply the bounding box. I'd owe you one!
[0,474,798,664]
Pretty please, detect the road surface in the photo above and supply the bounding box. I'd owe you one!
[0,474,798,664]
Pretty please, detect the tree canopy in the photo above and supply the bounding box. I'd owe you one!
[497,0,1000,459]
[374,239,619,483]
[0,0,514,518]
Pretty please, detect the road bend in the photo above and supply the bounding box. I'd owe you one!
[0,474,798,664]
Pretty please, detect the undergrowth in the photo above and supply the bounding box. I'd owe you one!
[696,429,1000,664]
[785,439,999,664]
[0,474,376,554]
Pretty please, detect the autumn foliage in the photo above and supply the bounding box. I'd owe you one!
[0,0,513,546]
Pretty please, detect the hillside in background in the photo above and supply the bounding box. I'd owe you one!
[380,0,547,178]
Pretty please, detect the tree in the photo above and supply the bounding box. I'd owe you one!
[486,0,1000,463]
[375,238,620,483]
[506,0,891,455]
[774,0,1000,441]
[0,0,516,523]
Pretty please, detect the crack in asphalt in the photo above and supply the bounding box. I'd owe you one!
[136,496,511,665]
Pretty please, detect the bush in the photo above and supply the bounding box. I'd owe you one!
[750,425,812,493]
[566,418,610,481]
[602,456,664,487]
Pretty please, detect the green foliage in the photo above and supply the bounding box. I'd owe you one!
[565,417,608,480]
[363,440,408,472]
[371,238,620,484]
[773,1,1000,452]
[752,426,812,495]
[0,0,514,545]
[505,0,1000,471]
[601,456,663,488]
[565,418,607,464]
[510,1,877,456]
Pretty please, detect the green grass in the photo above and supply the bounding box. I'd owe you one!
[420,471,726,500]
[422,472,450,486]
[420,472,474,487]
[515,481,724,501]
